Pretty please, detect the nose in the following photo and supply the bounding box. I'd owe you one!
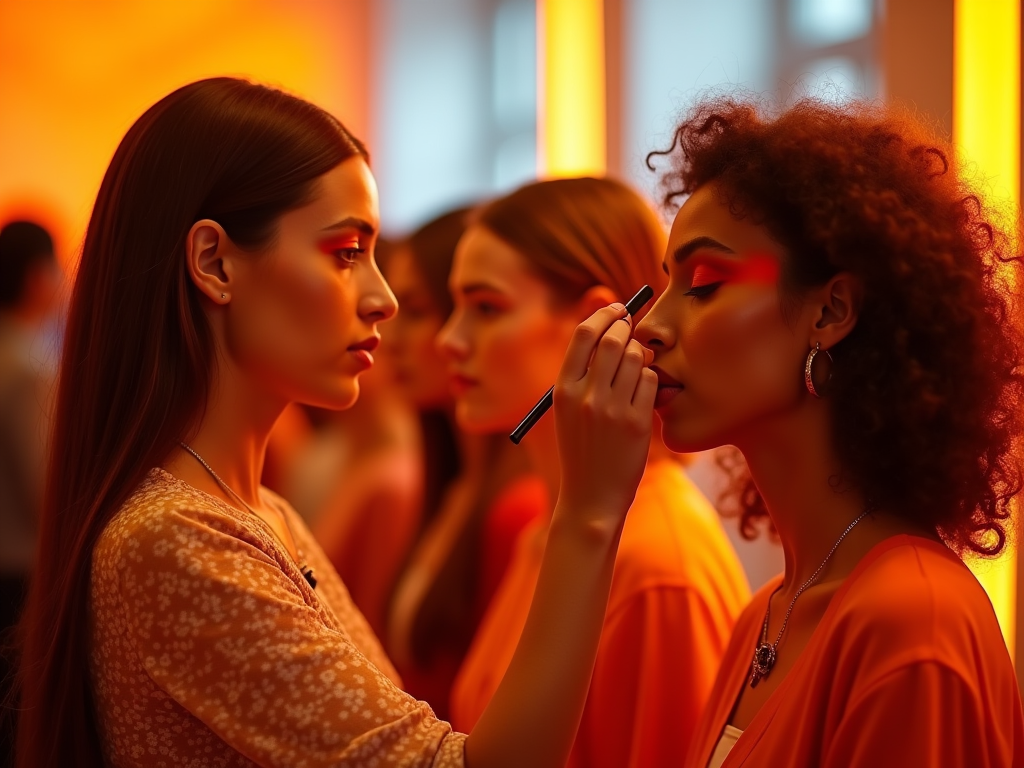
[634,293,673,351]
[436,308,469,362]
[358,260,398,324]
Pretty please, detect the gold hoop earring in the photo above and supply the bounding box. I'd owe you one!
[804,342,833,398]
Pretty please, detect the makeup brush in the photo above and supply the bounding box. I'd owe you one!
[509,284,654,445]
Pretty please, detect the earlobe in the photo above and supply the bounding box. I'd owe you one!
[186,219,232,304]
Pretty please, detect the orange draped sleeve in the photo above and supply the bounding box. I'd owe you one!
[451,460,750,766]
[686,535,1024,768]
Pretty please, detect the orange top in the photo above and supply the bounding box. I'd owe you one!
[387,474,547,719]
[450,460,751,767]
[687,535,1024,768]
[90,469,465,767]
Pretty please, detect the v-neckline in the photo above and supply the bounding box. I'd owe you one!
[717,533,952,766]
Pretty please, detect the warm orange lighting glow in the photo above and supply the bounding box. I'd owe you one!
[537,0,606,177]
[954,0,1021,659]
[0,0,372,270]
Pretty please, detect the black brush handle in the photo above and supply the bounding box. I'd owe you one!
[509,284,654,445]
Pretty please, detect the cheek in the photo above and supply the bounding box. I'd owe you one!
[683,289,797,400]
[239,256,356,376]
[469,315,570,422]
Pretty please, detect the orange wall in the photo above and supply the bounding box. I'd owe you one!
[0,0,372,269]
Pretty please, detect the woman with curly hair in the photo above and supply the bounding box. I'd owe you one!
[632,98,1024,767]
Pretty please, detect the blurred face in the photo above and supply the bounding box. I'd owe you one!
[224,157,397,410]
[438,226,579,435]
[381,245,452,409]
[635,182,812,452]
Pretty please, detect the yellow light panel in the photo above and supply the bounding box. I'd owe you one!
[954,0,1021,659]
[537,0,606,177]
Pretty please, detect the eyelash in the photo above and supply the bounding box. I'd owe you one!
[683,281,724,299]
[334,247,365,265]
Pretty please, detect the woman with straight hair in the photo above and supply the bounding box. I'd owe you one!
[440,177,751,767]
[15,78,658,768]
[632,98,1024,766]
[383,209,545,719]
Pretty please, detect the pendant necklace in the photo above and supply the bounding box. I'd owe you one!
[179,442,317,590]
[749,511,867,688]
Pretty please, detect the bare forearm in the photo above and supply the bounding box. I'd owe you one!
[465,504,623,768]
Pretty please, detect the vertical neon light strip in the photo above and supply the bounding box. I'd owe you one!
[955,0,1021,659]
[537,0,606,177]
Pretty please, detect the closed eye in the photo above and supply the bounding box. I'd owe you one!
[683,281,723,298]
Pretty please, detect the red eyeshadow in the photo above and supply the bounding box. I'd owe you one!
[735,252,780,284]
[691,263,733,287]
[318,235,361,254]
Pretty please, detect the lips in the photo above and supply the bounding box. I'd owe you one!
[348,336,380,352]
[651,365,685,409]
[449,372,479,395]
[348,336,380,368]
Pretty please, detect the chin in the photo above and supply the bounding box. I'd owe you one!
[301,379,361,411]
[659,419,724,454]
[454,401,514,436]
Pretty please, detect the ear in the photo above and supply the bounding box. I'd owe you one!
[808,271,862,350]
[185,219,233,304]
[571,284,619,321]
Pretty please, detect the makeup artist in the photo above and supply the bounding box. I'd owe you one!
[17,78,658,768]
[635,97,1024,767]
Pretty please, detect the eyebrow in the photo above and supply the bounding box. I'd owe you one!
[663,236,737,274]
[320,217,377,235]
[455,281,507,296]
[673,236,736,263]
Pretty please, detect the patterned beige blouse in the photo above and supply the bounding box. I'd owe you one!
[89,468,467,767]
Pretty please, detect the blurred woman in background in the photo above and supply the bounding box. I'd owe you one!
[440,177,751,767]
[382,209,546,718]
[308,235,422,638]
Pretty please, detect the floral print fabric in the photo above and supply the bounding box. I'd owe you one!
[89,468,466,767]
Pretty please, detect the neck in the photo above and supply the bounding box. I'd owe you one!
[738,402,870,592]
[170,358,286,506]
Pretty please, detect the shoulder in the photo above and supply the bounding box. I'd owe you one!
[827,535,1011,684]
[94,469,277,575]
[610,461,749,606]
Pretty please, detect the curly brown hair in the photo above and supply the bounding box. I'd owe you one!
[649,97,1024,558]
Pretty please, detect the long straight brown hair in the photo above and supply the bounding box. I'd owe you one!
[15,77,366,768]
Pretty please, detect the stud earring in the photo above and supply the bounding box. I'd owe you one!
[220,293,226,299]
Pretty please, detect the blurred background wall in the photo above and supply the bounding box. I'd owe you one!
[1,0,1020,664]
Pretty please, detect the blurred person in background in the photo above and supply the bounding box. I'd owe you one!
[309,235,422,639]
[0,220,61,768]
[439,177,751,768]
[382,208,545,719]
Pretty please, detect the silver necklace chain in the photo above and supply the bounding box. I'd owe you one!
[179,442,317,589]
[750,510,868,687]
